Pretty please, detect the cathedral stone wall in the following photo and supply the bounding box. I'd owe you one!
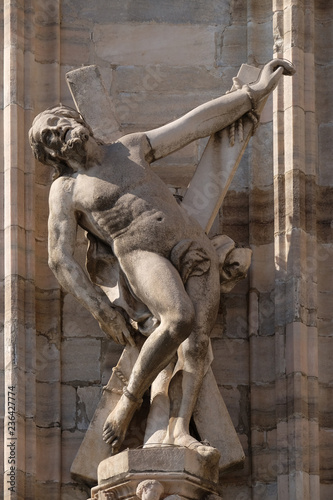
[1,1,332,499]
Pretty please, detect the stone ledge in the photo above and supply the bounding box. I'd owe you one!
[90,447,222,500]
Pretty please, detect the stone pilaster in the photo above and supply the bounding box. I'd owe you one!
[2,1,62,498]
[3,1,35,497]
[272,0,320,498]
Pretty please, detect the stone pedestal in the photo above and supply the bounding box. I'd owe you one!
[89,448,222,500]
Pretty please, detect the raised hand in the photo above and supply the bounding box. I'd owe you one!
[249,58,296,107]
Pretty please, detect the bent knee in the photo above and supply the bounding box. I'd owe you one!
[163,303,195,343]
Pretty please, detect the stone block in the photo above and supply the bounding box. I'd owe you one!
[92,448,221,500]
[284,5,306,51]
[115,65,229,94]
[320,428,333,482]
[35,240,59,290]
[36,381,60,427]
[286,372,316,419]
[36,427,61,482]
[62,0,231,26]
[36,334,60,383]
[61,484,91,500]
[220,385,241,429]
[248,0,273,23]
[247,21,274,64]
[320,483,333,500]
[60,27,91,66]
[250,336,275,383]
[317,318,333,337]
[314,17,333,66]
[250,244,275,292]
[318,336,333,384]
[283,106,306,174]
[151,164,196,189]
[61,384,77,430]
[101,339,124,385]
[212,338,249,386]
[34,23,60,65]
[224,293,248,339]
[220,484,251,500]
[251,383,276,429]
[250,124,274,186]
[117,91,219,128]
[35,183,50,235]
[61,338,101,383]
[217,25,248,67]
[62,430,86,484]
[252,482,278,500]
[35,160,53,187]
[77,386,102,430]
[319,124,333,186]
[258,292,275,336]
[286,322,318,377]
[318,291,333,322]
[63,293,102,338]
[35,288,61,338]
[32,62,62,108]
[35,481,61,500]
[251,449,279,483]
[95,24,217,66]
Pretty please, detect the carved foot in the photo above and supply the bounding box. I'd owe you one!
[163,433,220,465]
[102,391,140,453]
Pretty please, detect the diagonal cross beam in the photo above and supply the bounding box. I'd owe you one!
[67,63,262,484]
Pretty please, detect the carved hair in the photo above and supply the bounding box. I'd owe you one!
[29,104,100,180]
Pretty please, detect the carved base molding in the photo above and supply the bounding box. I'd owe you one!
[88,447,222,500]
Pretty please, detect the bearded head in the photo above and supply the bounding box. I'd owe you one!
[29,105,98,179]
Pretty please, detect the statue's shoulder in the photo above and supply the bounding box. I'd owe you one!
[49,175,75,203]
[117,132,153,163]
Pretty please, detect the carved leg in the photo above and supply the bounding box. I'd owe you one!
[102,251,195,453]
[162,264,221,464]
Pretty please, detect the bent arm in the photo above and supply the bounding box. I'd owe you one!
[146,58,295,161]
[48,180,134,345]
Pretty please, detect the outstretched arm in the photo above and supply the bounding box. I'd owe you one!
[48,179,135,346]
[146,59,295,161]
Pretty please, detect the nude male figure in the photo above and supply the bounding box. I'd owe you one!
[29,59,294,458]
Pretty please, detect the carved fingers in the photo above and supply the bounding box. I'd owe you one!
[98,308,136,347]
[249,58,295,105]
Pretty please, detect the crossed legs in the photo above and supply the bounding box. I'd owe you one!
[102,249,220,456]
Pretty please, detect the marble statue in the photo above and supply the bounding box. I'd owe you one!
[29,59,294,463]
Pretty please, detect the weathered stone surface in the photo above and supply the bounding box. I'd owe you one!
[62,0,231,26]
[95,24,217,66]
[36,381,61,427]
[63,294,103,338]
[92,448,221,500]
[212,339,249,386]
[61,338,101,383]
[77,386,102,430]
[61,384,77,430]
[62,430,87,484]
[36,427,61,482]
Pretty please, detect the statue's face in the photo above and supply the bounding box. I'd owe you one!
[31,112,91,167]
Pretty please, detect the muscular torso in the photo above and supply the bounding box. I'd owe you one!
[64,133,206,258]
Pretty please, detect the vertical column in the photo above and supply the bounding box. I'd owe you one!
[3,0,34,498]
[273,0,319,498]
[32,0,62,498]
[3,1,62,498]
[247,0,278,497]
[0,1,5,495]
